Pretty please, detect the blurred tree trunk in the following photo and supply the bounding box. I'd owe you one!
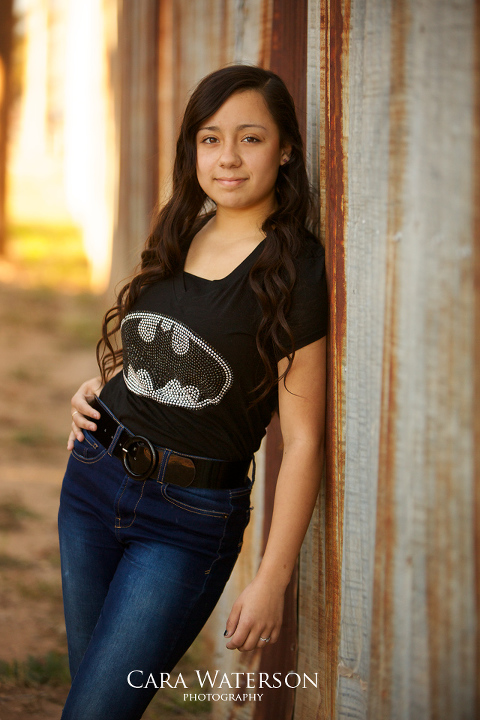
[108,0,159,293]
[0,0,14,255]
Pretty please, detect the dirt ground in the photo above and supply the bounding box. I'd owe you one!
[0,247,211,719]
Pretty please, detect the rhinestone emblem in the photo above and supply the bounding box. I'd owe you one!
[121,312,233,409]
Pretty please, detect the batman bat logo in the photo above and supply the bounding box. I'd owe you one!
[121,312,233,409]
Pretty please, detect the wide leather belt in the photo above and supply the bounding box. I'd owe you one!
[86,396,251,489]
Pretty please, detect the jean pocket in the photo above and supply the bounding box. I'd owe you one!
[71,430,108,465]
[160,483,233,519]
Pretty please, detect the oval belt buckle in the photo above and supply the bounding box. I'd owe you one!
[122,435,158,481]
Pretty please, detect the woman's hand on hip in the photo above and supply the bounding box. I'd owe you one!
[67,376,103,451]
[224,577,284,652]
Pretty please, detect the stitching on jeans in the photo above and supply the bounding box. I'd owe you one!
[107,424,126,457]
[156,502,232,671]
[160,485,229,518]
[117,480,146,528]
[82,432,99,449]
[153,449,171,483]
[229,486,251,497]
[71,447,107,465]
[202,494,232,577]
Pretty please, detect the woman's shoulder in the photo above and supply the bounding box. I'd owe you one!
[293,231,326,279]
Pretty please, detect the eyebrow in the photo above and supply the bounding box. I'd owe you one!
[198,124,268,132]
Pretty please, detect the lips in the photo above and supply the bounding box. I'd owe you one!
[215,177,247,187]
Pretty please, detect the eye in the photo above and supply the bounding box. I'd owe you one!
[242,136,260,143]
[200,136,218,144]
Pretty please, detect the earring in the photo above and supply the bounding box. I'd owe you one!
[281,154,290,165]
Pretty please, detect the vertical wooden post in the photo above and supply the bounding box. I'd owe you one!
[109,0,160,292]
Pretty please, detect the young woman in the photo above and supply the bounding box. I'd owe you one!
[59,64,327,719]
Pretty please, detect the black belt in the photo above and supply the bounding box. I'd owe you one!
[86,396,251,489]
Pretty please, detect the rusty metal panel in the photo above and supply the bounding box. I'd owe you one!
[295,1,331,717]
[293,1,350,720]
[368,1,477,718]
[474,2,480,714]
[334,0,393,717]
[336,1,478,719]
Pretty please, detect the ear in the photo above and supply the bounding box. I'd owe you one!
[280,143,292,165]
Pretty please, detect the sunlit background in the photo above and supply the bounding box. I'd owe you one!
[0,2,209,718]
[3,0,116,292]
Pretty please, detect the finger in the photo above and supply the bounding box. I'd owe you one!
[225,620,252,650]
[71,395,101,423]
[233,628,263,653]
[71,412,98,433]
[224,603,242,641]
[67,431,75,451]
[226,618,262,651]
[71,421,85,443]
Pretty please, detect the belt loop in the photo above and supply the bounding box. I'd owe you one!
[155,449,171,483]
[107,424,126,457]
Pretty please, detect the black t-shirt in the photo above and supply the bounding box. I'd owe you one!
[100,237,328,461]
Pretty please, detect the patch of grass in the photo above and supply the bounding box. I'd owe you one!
[12,425,49,448]
[0,652,70,688]
[0,553,32,569]
[0,497,40,531]
[16,579,63,603]
[9,365,47,383]
[38,546,61,568]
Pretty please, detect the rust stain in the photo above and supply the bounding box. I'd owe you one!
[258,0,273,70]
[473,0,480,714]
[269,0,308,138]
[254,3,309,719]
[368,1,409,718]
[322,0,349,718]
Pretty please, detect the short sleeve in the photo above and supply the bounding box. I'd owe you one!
[275,241,328,359]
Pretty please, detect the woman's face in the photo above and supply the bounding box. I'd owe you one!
[195,89,290,217]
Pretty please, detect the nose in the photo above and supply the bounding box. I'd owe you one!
[218,140,241,167]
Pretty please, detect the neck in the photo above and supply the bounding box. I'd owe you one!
[212,199,276,242]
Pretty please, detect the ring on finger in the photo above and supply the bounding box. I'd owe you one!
[259,636,270,643]
[71,410,79,418]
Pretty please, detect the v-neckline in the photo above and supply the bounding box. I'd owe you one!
[175,239,265,297]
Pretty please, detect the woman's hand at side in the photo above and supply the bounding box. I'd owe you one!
[225,336,327,652]
[224,576,284,651]
[67,376,104,450]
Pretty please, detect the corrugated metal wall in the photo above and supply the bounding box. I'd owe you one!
[107,1,480,718]
[337,1,477,719]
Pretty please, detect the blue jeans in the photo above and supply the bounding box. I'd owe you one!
[58,402,253,720]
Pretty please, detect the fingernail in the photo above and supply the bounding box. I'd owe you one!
[224,629,229,637]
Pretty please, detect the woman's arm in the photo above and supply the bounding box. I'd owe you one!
[67,366,125,450]
[224,335,327,651]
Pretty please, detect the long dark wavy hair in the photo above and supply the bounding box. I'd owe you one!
[97,64,317,403]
